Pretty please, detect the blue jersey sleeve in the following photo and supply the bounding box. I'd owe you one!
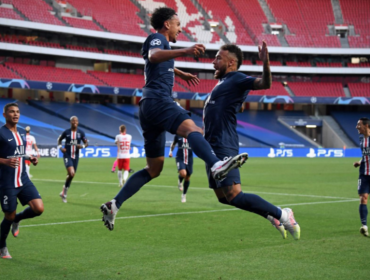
[235,73,256,91]
[147,33,167,51]
[80,130,87,142]
[59,130,66,141]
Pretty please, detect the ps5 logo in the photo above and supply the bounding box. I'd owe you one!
[80,148,110,158]
[267,148,293,158]
[306,149,344,158]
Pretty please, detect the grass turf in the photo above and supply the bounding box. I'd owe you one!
[0,157,367,280]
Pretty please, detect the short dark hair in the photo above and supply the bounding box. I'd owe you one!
[360,117,370,127]
[150,7,177,31]
[3,102,18,113]
[120,125,126,132]
[220,44,243,69]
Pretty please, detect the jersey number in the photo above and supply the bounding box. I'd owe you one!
[3,195,8,205]
[119,141,130,151]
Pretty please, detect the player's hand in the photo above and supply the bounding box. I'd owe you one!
[5,158,19,168]
[185,44,205,59]
[354,161,361,168]
[77,144,84,149]
[61,148,66,153]
[179,72,200,86]
[169,152,173,158]
[37,153,40,158]
[30,156,38,166]
[258,41,269,64]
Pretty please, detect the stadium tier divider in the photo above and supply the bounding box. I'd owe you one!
[27,100,114,141]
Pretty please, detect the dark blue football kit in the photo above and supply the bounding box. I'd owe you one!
[173,135,193,175]
[59,128,86,171]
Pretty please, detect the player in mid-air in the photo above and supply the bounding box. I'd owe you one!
[0,103,44,259]
[57,116,88,203]
[169,135,193,203]
[353,117,370,237]
[100,7,248,231]
[203,42,300,240]
[24,126,39,178]
[115,125,132,188]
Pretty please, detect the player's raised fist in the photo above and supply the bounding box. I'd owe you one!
[186,44,205,58]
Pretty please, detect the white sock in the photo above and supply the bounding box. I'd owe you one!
[117,170,122,183]
[123,170,129,181]
[279,209,288,223]
[363,225,368,230]
[26,164,30,177]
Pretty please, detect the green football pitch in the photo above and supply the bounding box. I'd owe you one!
[0,157,368,280]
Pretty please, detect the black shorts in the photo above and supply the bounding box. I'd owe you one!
[358,174,370,195]
[64,156,79,171]
[0,182,41,213]
[139,97,190,158]
[176,159,193,176]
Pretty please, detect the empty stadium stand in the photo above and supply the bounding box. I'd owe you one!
[62,16,102,31]
[348,83,370,97]
[0,6,22,20]
[6,63,104,85]
[249,81,289,96]
[330,111,367,146]
[288,82,345,97]
[28,101,145,146]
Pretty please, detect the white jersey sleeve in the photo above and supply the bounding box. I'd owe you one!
[116,134,132,159]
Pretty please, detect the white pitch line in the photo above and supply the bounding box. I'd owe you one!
[19,198,357,229]
[32,178,355,200]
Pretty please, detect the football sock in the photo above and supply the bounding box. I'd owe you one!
[183,180,190,195]
[0,218,12,248]
[123,170,129,181]
[14,207,41,223]
[230,192,282,219]
[62,186,69,196]
[360,204,368,226]
[117,170,122,183]
[65,177,72,188]
[178,175,184,184]
[187,132,219,167]
[114,169,152,209]
[112,160,117,171]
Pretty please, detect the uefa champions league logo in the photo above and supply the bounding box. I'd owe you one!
[46,82,53,90]
[150,39,161,46]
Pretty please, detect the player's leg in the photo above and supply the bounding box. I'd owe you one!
[122,159,130,184]
[12,184,43,238]
[177,119,248,180]
[182,174,191,203]
[0,190,18,259]
[358,175,369,237]
[177,161,185,191]
[117,159,124,187]
[111,159,118,173]
[60,157,75,203]
[100,110,166,230]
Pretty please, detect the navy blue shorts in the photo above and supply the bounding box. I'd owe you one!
[64,156,79,171]
[0,182,41,213]
[358,174,370,195]
[206,150,241,189]
[139,97,191,158]
[176,159,193,175]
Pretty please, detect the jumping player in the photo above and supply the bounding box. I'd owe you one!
[57,116,88,203]
[100,7,248,231]
[354,117,370,237]
[203,42,300,240]
[24,126,39,178]
[0,103,44,259]
[169,135,193,203]
[115,125,132,188]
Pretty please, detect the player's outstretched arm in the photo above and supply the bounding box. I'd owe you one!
[57,135,66,153]
[253,41,272,90]
[175,68,200,87]
[169,140,177,157]
[354,160,361,168]
[34,143,40,158]
[149,44,205,64]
